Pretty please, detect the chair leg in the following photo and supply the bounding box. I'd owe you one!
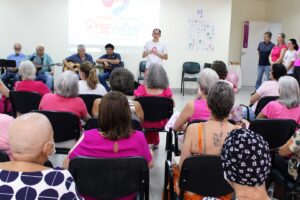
[183,80,185,96]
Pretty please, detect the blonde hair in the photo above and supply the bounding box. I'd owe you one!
[80,61,99,90]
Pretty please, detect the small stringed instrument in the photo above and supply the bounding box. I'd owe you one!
[63,62,80,72]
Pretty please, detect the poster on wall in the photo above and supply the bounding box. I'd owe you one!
[187,8,216,52]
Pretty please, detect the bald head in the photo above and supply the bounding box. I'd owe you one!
[9,113,54,160]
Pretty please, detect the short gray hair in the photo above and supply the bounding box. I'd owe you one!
[18,60,36,80]
[77,44,85,51]
[207,81,235,120]
[278,76,300,108]
[55,71,79,97]
[198,68,219,95]
[145,63,169,89]
[36,44,45,50]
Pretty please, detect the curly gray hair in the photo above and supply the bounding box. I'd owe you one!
[278,76,300,108]
[145,63,169,89]
[18,60,36,80]
[55,71,79,98]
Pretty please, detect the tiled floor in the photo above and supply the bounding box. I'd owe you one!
[148,86,254,200]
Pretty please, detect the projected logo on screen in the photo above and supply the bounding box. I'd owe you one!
[102,0,129,16]
[69,0,160,47]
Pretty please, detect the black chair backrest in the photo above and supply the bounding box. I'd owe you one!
[79,94,102,116]
[249,119,297,150]
[254,96,279,116]
[69,156,149,199]
[9,91,42,116]
[135,96,173,122]
[204,63,212,68]
[85,117,143,131]
[179,155,233,197]
[183,62,200,74]
[33,110,81,143]
[0,150,10,162]
[187,119,207,128]
[139,61,147,73]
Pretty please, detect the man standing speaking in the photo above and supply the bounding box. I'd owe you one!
[142,29,168,68]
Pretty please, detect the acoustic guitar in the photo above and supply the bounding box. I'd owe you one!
[63,62,81,72]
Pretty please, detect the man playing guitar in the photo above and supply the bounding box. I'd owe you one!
[63,44,93,72]
[26,44,54,89]
[96,43,122,91]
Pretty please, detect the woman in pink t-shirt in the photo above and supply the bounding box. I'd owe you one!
[14,60,50,96]
[134,64,173,149]
[64,91,153,200]
[257,76,300,124]
[0,61,50,104]
[39,71,90,121]
[174,68,219,132]
[269,33,287,65]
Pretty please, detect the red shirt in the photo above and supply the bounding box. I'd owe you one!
[271,44,287,62]
[39,93,88,119]
[14,80,50,96]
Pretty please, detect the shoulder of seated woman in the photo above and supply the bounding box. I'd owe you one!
[0,162,50,172]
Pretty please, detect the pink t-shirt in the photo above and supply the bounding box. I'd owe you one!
[0,114,14,159]
[188,99,211,122]
[252,80,279,111]
[134,84,172,97]
[68,129,152,200]
[271,44,287,62]
[39,93,88,119]
[134,84,172,130]
[14,80,50,96]
[262,101,300,124]
[294,49,300,67]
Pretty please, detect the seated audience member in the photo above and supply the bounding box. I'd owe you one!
[173,82,239,199]
[134,63,172,149]
[0,114,13,159]
[283,39,298,75]
[2,43,26,86]
[279,129,300,181]
[92,68,144,122]
[96,43,122,91]
[78,61,107,95]
[173,68,219,131]
[15,61,51,95]
[243,63,287,120]
[211,60,233,87]
[221,128,271,200]
[64,91,153,200]
[39,71,90,122]
[257,76,300,124]
[0,61,50,98]
[27,44,54,89]
[63,44,93,71]
[0,113,82,199]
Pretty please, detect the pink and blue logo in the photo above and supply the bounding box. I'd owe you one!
[102,0,130,16]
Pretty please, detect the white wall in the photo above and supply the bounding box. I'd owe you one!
[267,0,300,40]
[0,0,232,89]
[228,0,268,63]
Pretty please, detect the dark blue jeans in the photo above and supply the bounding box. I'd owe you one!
[98,71,111,92]
[1,71,19,88]
[36,71,53,89]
